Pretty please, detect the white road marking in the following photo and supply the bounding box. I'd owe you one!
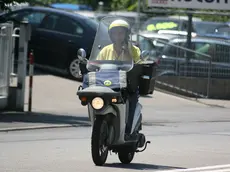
[154,164,230,172]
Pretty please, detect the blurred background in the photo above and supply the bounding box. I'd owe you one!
[1,0,230,100]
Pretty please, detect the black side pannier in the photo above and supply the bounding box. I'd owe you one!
[127,62,156,95]
[139,62,157,95]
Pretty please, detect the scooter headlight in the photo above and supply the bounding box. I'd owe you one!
[91,97,104,110]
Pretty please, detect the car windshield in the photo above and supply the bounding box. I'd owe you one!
[213,26,230,37]
[87,16,134,72]
[193,21,228,35]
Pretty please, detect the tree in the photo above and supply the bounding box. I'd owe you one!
[1,0,116,11]
[0,0,46,11]
[1,0,23,11]
[110,0,139,11]
[0,0,79,11]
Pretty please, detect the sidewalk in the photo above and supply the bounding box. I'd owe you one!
[155,88,230,108]
[196,98,230,108]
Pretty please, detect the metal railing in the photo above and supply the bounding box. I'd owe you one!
[137,33,215,98]
[155,37,212,98]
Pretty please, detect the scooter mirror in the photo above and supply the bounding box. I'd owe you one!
[77,48,87,62]
[140,50,150,61]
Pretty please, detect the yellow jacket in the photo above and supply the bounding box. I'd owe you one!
[97,43,141,63]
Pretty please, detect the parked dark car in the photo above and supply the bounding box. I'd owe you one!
[157,36,230,79]
[0,6,98,80]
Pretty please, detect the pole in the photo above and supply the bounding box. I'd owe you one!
[28,50,34,112]
[136,0,141,46]
[207,59,211,98]
[16,21,31,111]
[186,13,193,53]
[185,12,193,76]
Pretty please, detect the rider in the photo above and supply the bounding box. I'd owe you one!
[97,19,141,63]
[97,19,141,135]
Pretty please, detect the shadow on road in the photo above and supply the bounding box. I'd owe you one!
[140,95,153,98]
[0,111,90,126]
[14,66,70,78]
[28,68,50,76]
[32,67,82,82]
[103,163,185,170]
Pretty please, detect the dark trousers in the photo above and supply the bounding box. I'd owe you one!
[126,90,139,134]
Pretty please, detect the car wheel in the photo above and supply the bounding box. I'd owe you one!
[68,58,82,80]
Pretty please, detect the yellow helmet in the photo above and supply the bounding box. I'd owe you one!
[109,19,130,32]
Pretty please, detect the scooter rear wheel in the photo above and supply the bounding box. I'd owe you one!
[91,117,109,166]
[118,151,135,164]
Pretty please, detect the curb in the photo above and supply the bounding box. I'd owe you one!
[0,123,91,132]
[155,88,226,108]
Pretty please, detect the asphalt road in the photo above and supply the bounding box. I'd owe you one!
[0,107,230,172]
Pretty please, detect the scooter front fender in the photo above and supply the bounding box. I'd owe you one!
[88,104,117,125]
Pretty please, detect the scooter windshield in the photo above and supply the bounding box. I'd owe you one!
[87,16,134,72]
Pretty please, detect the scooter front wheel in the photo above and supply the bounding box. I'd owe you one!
[91,117,109,166]
[118,151,135,164]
